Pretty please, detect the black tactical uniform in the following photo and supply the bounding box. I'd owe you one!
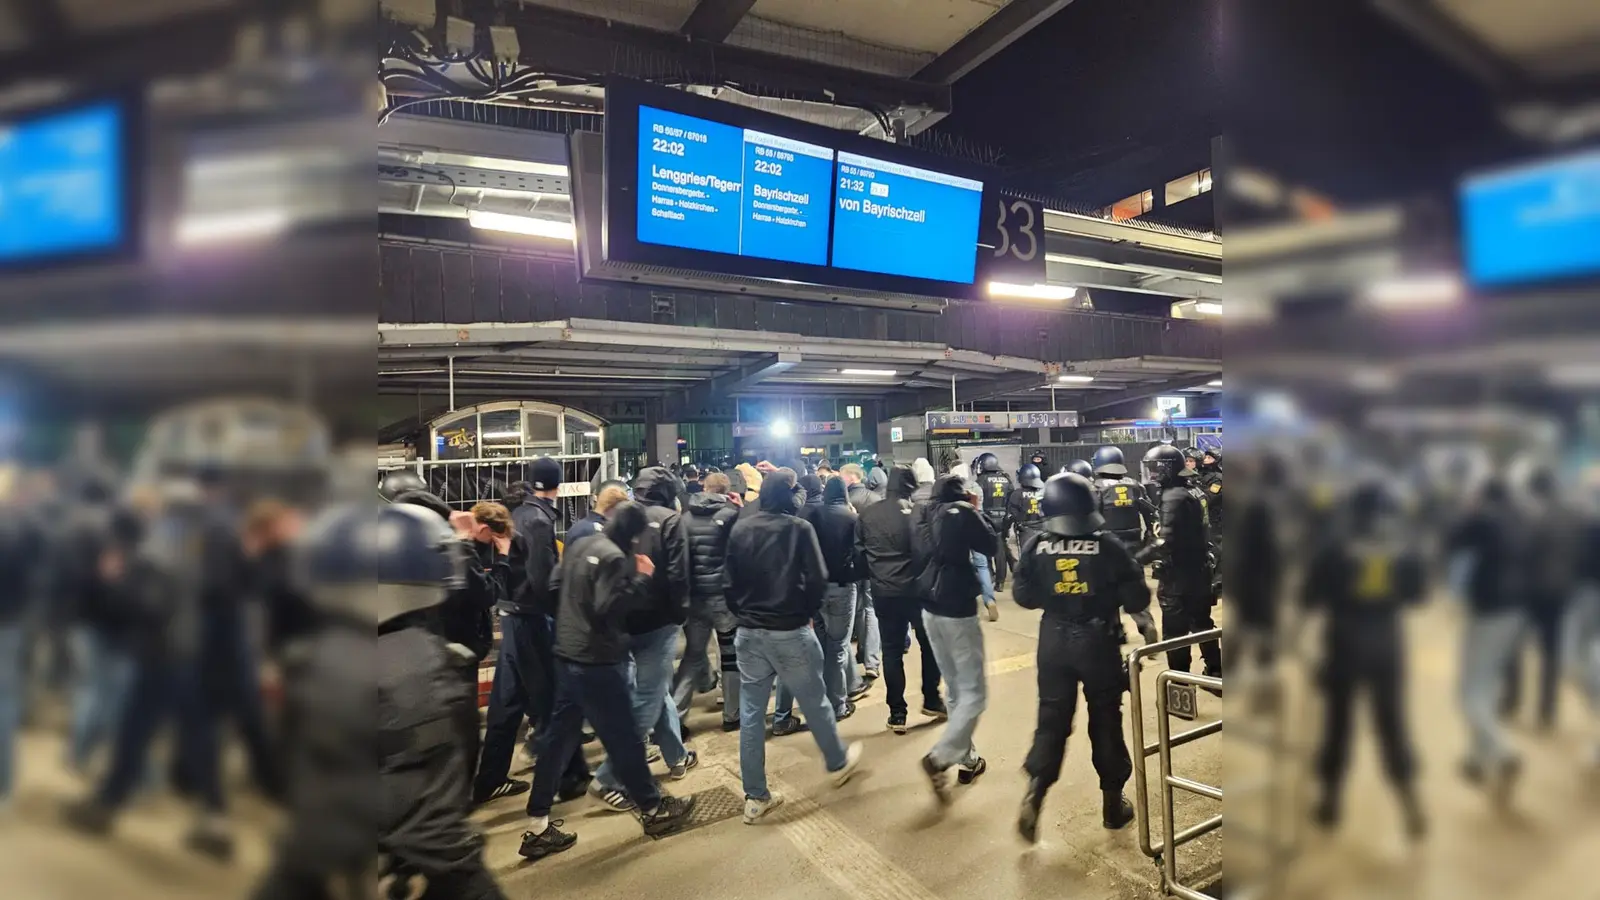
[1303,478,1426,839]
[1137,445,1221,676]
[973,453,1015,588]
[1196,449,1224,545]
[1013,473,1156,841]
[1005,464,1048,551]
[1090,446,1157,551]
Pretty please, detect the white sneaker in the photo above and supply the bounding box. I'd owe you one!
[743,791,785,824]
[832,742,864,788]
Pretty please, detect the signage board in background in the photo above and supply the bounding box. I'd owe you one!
[1155,396,1189,419]
[925,410,1079,432]
[975,194,1048,288]
[1461,147,1600,290]
[889,426,904,443]
[732,421,844,438]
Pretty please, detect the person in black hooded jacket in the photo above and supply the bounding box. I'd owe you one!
[773,477,866,730]
[854,466,945,734]
[671,472,741,731]
[587,467,696,809]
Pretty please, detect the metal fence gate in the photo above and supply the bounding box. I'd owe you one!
[380,449,622,538]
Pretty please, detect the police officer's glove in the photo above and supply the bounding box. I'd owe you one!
[1130,610,1159,646]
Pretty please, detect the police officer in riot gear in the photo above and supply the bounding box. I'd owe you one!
[1137,445,1221,677]
[380,469,428,502]
[1092,447,1157,551]
[1065,459,1094,480]
[972,453,1015,588]
[1196,449,1224,544]
[1303,476,1426,840]
[1013,473,1158,842]
[1005,464,1048,551]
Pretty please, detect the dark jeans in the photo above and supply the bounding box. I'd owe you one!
[1502,600,1565,726]
[671,608,720,717]
[475,614,587,800]
[203,609,281,799]
[1317,625,1415,794]
[253,858,504,900]
[99,654,221,813]
[1158,588,1221,674]
[877,598,942,716]
[528,660,661,818]
[1024,619,1131,791]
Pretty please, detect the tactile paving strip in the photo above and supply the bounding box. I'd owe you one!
[648,785,743,839]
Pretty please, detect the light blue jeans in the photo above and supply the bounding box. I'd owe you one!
[972,551,996,608]
[774,584,857,719]
[921,611,987,770]
[736,626,849,802]
[1460,609,1524,770]
[595,624,688,793]
[850,580,881,692]
[0,624,23,801]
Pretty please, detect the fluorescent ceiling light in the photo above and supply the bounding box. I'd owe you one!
[1363,273,1462,309]
[467,209,575,240]
[988,281,1076,301]
[1058,374,1095,383]
[175,208,291,245]
[840,368,896,376]
[1194,301,1223,315]
[480,430,522,440]
[1208,380,1222,387]
[582,430,601,438]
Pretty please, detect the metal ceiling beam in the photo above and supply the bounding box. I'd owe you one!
[505,3,952,117]
[916,0,1076,85]
[882,370,1049,419]
[668,352,800,419]
[0,5,243,83]
[1077,373,1218,412]
[680,0,759,43]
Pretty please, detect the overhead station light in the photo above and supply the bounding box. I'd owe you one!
[467,209,575,240]
[769,419,792,438]
[840,368,896,376]
[1194,301,1223,316]
[1057,374,1095,383]
[988,281,1077,301]
[1363,273,1463,309]
[1209,380,1222,387]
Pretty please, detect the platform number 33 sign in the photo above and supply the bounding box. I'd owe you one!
[976,193,1046,293]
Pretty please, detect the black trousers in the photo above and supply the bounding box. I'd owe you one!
[528,660,660,818]
[986,520,1012,587]
[1317,629,1415,795]
[876,598,943,716]
[1158,586,1221,675]
[474,614,587,801]
[1025,619,1132,791]
[1502,600,1564,726]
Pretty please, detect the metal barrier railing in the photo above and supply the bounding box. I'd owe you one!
[1127,627,1224,863]
[1157,669,1223,900]
[380,450,621,537]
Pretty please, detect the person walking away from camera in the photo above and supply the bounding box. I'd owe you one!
[0,478,48,811]
[673,472,741,730]
[585,467,696,811]
[1137,445,1222,679]
[973,453,1014,600]
[567,480,629,545]
[1500,462,1578,729]
[915,474,997,803]
[804,478,869,716]
[52,476,123,776]
[1446,475,1528,801]
[1092,447,1158,554]
[678,465,703,513]
[857,466,946,735]
[1302,477,1427,839]
[911,459,936,503]
[841,463,883,687]
[519,502,697,860]
[1227,452,1287,689]
[1013,473,1156,841]
[724,468,864,823]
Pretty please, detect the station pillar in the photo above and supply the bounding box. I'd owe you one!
[651,423,680,467]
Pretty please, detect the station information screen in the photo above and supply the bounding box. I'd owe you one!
[831,152,984,283]
[0,98,131,267]
[1461,148,1600,289]
[637,104,833,266]
[606,79,991,297]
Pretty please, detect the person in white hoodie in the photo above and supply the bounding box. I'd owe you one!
[911,459,936,504]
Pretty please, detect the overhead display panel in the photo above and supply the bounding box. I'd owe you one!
[605,78,992,299]
[0,95,139,270]
[1461,148,1600,289]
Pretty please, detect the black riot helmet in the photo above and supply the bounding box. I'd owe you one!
[1091,446,1126,477]
[379,469,427,502]
[1042,473,1104,536]
[1066,459,1094,479]
[1017,463,1044,490]
[1183,447,1203,471]
[974,452,1001,474]
[1142,444,1189,488]
[1200,448,1222,472]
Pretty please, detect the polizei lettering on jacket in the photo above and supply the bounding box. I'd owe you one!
[650,165,742,193]
[1035,538,1100,555]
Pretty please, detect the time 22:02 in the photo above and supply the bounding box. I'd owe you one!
[651,138,686,157]
[754,159,784,176]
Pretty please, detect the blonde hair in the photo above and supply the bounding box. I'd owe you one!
[594,484,629,514]
[703,472,731,494]
[470,501,512,534]
[840,463,865,482]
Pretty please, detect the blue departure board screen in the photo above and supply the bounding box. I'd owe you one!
[1461,148,1600,288]
[831,152,984,284]
[637,104,833,266]
[0,100,126,264]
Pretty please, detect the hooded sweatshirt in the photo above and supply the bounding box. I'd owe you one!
[855,466,926,605]
[814,478,860,585]
[723,470,828,631]
[911,458,936,503]
[917,474,997,619]
[625,467,692,635]
[865,467,889,503]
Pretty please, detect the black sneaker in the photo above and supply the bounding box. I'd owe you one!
[519,820,577,861]
[555,778,590,804]
[848,681,872,702]
[721,717,741,733]
[887,711,908,734]
[957,757,987,785]
[836,700,857,721]
[920,700,949,720]
[771,716,807,737]
[475,779,532,807]
[1018,778,1047,844]
[640,795,697,837]
[185,823,235,862]
[668,749,699,780]
[62,799,114,836]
